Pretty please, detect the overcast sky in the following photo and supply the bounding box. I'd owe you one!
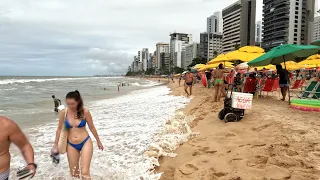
[0,0,283,75]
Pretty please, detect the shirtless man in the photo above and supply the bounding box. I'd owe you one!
[212,63,229,102]
[184,69,194,97]
[0,116,36,180]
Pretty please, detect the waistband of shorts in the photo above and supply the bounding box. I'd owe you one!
[0,169,10,180]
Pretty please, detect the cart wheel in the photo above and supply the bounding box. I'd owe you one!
[218,109,225,120]
[224,113,238,123]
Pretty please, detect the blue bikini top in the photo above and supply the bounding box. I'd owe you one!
[65,115,87,129]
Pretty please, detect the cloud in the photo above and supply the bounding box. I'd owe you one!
[0,0,268,76]
[84,48,132,74]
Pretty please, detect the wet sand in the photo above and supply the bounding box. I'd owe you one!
[157,81,320,180]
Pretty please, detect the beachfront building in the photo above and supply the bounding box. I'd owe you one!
[148,53,154,69]
[262,0,315,50]
[141,48,149,71]
[312,16,320,41]
[200,32,223,61]
[130,61,134,72]
[156,42,169,70]
[207,11,223,34]
[256,21,263,46]
[159,52,170,74]
[222,0,256,53]
[184,43,200,70]
[133,56,139,72]
[169,33,192,70]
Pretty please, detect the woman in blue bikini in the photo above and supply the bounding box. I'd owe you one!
[53,90,103,179]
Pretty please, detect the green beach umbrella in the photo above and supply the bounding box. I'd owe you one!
[311,40,320,46]
[248,44,320,67]
[248,44,320,104]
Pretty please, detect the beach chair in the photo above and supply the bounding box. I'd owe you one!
[243,77,257,93]
[290,80,302,90]
[311,83,320,99]
[273,78,280,91]
[290,79,302,97]
[261,78,275,96]
[300,81,318,99]
[298,79,306,89]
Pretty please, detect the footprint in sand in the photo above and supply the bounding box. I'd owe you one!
[251,123,272,132]
[179,163,199,175]
[225,132,236,137]
[251,144,267,148]
[207,168,228,179]
[229,158,243,163]
[246,155,269,169]
[192,147,217,156]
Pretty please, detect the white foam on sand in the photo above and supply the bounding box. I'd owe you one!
[9,86,190,180]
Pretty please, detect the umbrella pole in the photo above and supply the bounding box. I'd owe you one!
[283,56,291,105]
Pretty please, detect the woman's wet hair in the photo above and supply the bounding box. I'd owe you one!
[218,63,223,69]
[66,90,84,119]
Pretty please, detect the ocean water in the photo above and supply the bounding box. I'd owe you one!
[0,77,190,180]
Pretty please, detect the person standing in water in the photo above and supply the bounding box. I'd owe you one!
[53,90,103,179]
[52,95,61,112]
[184,69,194,97]
[0,116,36,180]
[213,63,229,102]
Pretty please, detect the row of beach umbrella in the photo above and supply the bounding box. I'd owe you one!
[193,44,320,72]
[192,43,320,104]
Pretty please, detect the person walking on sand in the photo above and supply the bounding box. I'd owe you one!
[276,64,289,101]
[0,116,37,180]
[179,74,182,87]
[53,90,103,179]
[184,69,194,97]
[213,63,229,102]
[52,95,61,112]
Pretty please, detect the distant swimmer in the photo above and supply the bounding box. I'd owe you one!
[53,90,103,179]
[52,95,61,112]
[0,116,37,180]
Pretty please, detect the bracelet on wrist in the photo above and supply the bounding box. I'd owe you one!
[27,163,37,169]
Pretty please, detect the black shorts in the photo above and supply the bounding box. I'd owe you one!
[186,82,193,86]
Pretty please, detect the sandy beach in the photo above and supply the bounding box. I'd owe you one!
[157,80,320,180]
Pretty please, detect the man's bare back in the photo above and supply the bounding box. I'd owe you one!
[214,69,226,80]
[0,117,13,174]
[0,116,36,178]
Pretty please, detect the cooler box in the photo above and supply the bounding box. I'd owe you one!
[231,92,253,109]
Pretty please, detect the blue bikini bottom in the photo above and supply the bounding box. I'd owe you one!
[68,136,90,151]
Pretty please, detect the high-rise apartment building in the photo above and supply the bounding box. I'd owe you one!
[169,33,192,69]
[262,0,315,50]
[312,16,320,41]
[207,11,223,34]
[141,48,149,71]
[156,42,169,70]
[184,43,200,70]
[256,21,263,44]
[222,0,256,53]
[160,52,170,73]
[148,53,154,69]
[200,32,223,60]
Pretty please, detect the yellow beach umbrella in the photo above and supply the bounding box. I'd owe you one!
[226,46,265,62]
[207,54,236,64]
[280,61,302,70]
[193,64,205,69]
[298,54,320,68]
[256,64,276,70]
[199,62,234,71]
